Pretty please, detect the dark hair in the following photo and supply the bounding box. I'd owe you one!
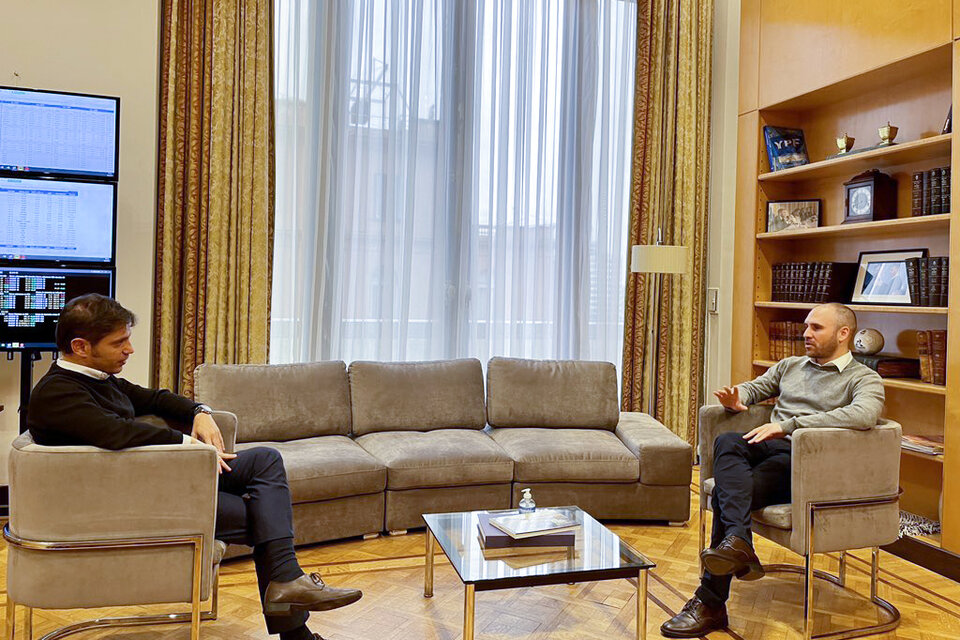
[56,294,137,353]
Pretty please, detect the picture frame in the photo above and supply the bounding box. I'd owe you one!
[766,199,821,232]
[851,248,928,305]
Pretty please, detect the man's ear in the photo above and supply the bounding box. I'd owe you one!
[838,326,851,345]
[70,337,90,357]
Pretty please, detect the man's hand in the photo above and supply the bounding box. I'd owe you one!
[714,386,748,412]
[743,422,785,444]
[192,412,236,473]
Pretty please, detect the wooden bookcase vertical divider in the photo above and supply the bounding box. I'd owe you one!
[733,9,960,555]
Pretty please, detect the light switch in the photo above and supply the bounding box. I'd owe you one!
[707,287,719,314]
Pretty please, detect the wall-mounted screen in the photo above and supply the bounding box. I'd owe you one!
[0,176,116,264]
[0,86,119,180]
[0,266,114,350]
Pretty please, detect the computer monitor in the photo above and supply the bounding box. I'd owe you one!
[0,86,120,180]
[0,176,116,264]
[0,266,115,350]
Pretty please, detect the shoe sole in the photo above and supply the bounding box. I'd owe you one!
[659,617,729,638]
[700,549,765,581]
[264,591,363,616]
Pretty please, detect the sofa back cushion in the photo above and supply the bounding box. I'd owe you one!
[486,357,619,429]
[194,362,351,442]
[348,359,486,436]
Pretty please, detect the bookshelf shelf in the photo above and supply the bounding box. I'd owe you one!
[752,360,947,395]
[758,134,952,183]
[756,214,950,241]
[755,301,948,315]
[901,448,945,464]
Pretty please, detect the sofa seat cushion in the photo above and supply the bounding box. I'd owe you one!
[489,428,639,483]
[701,478,792,530]
[356,429,513,490]
[236,436,385,504]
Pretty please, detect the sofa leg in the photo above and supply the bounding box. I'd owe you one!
[6,598,15,640]
[388,529,408,537]
[363,533,380,541]
[667,521,686,527]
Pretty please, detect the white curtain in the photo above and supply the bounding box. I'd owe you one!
[272,0,637,365]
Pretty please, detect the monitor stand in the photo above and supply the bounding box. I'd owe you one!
[18,349,44,434]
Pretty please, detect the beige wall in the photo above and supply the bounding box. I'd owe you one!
[0,0,160,482]
[705,0,740,401]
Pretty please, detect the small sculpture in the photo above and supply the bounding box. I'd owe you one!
[878,122,898,146]
[853,328,884,355]
[836,133,855,154]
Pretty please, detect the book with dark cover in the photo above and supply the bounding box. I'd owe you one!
[852,354,921,379]
[793,321,805,356]
[803,262,815,302]
[912,171,924,216]
[905,257,920,306]
[943,166,951,213]
[918,257,930,307]
[917,330,933,383]
[477,536,570,558]
[930,257,942,308]
[931,330,947,385]
[763,126,809,172]
[940,257,950,307]
[932,168,943,215]
[822,262,857,302]
[477,513,575,548]
[922,170,932,216]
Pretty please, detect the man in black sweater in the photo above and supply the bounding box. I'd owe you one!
[27,294,360,640]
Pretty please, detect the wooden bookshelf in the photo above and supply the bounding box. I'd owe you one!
[734,2,958,558]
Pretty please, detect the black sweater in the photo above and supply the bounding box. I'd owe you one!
[27,362,200,449]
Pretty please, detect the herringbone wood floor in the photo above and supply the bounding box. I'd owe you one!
[4,475,959,639]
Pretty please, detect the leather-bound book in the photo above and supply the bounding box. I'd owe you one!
[852,354,921,379]
[905,257,920,306]
[917,330,933,384]
[918,257,930,307]
[931,330,947,385]
[911,171,923,216]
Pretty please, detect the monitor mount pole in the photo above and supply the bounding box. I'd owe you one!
[18,349,44,434]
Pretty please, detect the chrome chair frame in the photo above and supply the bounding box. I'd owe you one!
[698,493,901,640]
[3,525,219,640]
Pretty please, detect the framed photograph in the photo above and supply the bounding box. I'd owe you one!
[851,249,928,305]
[766,199,821,232]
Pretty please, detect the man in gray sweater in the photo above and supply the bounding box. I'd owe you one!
[661,303,884,638]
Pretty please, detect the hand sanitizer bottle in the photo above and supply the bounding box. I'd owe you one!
[518,488,536,513]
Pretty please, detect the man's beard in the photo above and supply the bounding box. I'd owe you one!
[807,335,839,359]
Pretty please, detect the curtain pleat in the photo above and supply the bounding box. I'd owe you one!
[155,0,275,396]
[622,0,713,445]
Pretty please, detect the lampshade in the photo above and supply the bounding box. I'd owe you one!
[630,244,689,274]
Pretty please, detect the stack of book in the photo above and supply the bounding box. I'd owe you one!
[900,434,944,456]
[917,330,947,385]
[478,509,579,559]
[769,321,805,360]
[852,354,921,378]
[771,262,857,303]
[911,167,951,216]
[904,257,949,307]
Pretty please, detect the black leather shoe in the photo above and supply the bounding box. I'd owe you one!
[660,596,728,638]
[700,534,765,581]
[263,572,362,615]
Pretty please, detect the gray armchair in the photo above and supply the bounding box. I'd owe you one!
[4,411,236,640]
[698,404,902,640]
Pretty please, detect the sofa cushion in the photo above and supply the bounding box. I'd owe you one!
[616,412,693,485]
[701,478,792,530]
[356,429,513,490]
[489,427,639,483]
[486,357,619,430]
[348,359,486,436]
[236,436,385,503]
[195,362,352,442]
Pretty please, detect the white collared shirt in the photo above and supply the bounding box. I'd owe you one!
[810,350,853,373]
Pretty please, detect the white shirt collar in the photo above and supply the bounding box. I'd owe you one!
[809,350,853,373]
[56,358,110,380]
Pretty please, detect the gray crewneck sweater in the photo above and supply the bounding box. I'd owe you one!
[736,354,884,434]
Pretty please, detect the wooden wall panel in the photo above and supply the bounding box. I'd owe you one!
[732,111,760,384]
[955,0,960,39]
[758,0,952,108]
[739,0,761,114]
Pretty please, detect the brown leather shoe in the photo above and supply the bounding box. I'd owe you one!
[659,596,728,638]
[263,572,362,616]
[700,534,765,581]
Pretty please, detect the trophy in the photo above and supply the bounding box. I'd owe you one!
[836,133,855,154]
[878,122,898,146]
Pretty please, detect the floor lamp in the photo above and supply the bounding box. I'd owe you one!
[630,234,689,416]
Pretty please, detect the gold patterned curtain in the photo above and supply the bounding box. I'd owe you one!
[154,0,275,396]
[622,0,713,445]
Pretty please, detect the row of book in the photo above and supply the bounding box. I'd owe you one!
[900,434,944,456]
[911,167,951,217]
[917,330,947,385]
[769,321,806,360]
[852,354,921,379]
[772,262,856,303]
[904,257,949,307]
[477,509,580,561]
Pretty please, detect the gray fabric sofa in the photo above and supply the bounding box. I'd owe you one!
[194,356,692,552]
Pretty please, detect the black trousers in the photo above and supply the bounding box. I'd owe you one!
[695,431,792,608]
[215,446,308,634]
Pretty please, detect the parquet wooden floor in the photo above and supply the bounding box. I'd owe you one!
[3,474,959,639]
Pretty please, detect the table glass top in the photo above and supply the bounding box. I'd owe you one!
[422,506,654,585]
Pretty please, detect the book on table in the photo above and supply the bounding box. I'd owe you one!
[486,509,581,540]
[477,512,576,550]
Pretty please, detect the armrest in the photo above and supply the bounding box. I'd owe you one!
[616,412,692,486]
[9,434,219,544]
[213,410,238,453]
[698,404,773,481]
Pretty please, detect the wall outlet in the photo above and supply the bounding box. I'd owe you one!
[707,287,719,314]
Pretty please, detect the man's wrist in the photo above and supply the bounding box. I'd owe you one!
[193,404,213,417]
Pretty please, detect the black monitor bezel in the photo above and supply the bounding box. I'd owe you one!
[0,85,121,181]
[0,265,117,352]
[0,174,118,266]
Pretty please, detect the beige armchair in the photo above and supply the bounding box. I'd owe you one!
[4,411,237,640]
[698,404,902,640]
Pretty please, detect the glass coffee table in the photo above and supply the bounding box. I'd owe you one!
[422,506,655,640]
